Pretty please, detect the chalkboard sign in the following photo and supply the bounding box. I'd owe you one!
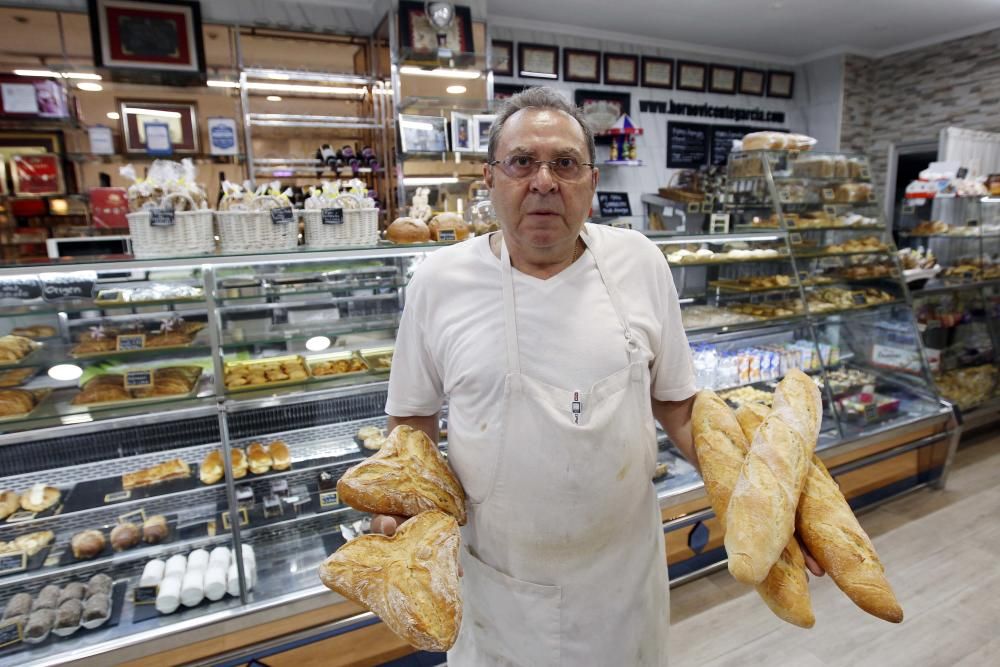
[0,619,23,649]
[41,273,96,302]
[319,490,339,508]
[709,125,749,166]
[0,278,42,300]
[104,490,131,503]
[270,207,295,225]
[597,192,632,217]
[133,585,158,605]
[0,551,26,576]
[149,209,176,227]
[124,369,154,390]
[321,208,344,225]
[667,122,709,168]
[4,511,35,523]
[119,508,146,524]
[116,334,146,351]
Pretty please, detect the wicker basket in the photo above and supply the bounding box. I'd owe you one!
[126,193,215,259]
[216,196,299,254]
[302,196,379,249]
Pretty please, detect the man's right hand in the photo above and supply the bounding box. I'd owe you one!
[370,514,408,536]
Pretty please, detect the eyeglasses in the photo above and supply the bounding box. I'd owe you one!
[488,155,595,181]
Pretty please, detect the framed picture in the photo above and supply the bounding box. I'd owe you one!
[494,83,528,102]
[574,90,631,139]
[641,57,674,89]
[10,153,65,196]
[738,68,765,96]
[709,65,738,95]
[564,49,601,84]
[472,114,496,153]
[604,53,639,86]
[492,40,513,76]
[677,61,707,92]
[88,0,205,75]
[398,114,448,153]
[120,101,198,153]
[767,70,795,98]
[398,1,474,54]
[518,43,559,80]
[451,112,473,153]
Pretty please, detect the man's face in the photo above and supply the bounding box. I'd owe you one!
[484,108,599,250]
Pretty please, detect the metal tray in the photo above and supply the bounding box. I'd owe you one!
[0,389,52,423]
[71,368,204,409]
[358,345,394,373]
[0,366,41,388]
[0,342,43,369]
[305,350,369,380]
[224,355,310,393]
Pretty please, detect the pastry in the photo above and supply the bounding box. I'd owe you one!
[311,357,367,376]
[24,609,54,640]
[32,585,61,611]
[0,367,38,388]
[692,390,814,628]
[11,325,56,339]
[231,448,248,479]
[58,582,87,605]
[82,593,110,624]
[320,510,462,652]
[0,389,36,416]
[387,217,431,243]
[110,522,141,551]
[71,530,106,560]
[86,573,113,598]
[0,334,36,361]
[247,442,272,475]
[200,450,224,484]
[3,592,32,620]
[72,381,130,405]
[357,426,383,442]
[337,425,467,525]
[140,559,166,588]
[428,212,471,242]
[269,440,291,471]
[142,515,169,544]
[0,490,19,519]
[19,483,59,513]
[56,598,83,631]
[12,530,54,556]
[363,435,387,451]
[122,458,191,490]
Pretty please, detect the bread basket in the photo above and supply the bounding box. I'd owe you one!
[301,194,378,249]
[126,193,215,259]
[216,195,299,253]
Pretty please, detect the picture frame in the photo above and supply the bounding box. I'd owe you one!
[492,40,513,76]
[398,1,475,55]
[603,53,639,86]
[564,49,601,84]
[518,43,559,80]
[119,100,198,154]
[767,70,795,98]
[10,153,65,196]
[471,114,496,153]
[398,114,448,153]
[677,61,707,92]
[738,68,765,96]
[574,89,631,141]
[88,0,206,76]
[641,56,674,89]
[494,83,528,102]
[451,111,473,153]
[709,65,738,95]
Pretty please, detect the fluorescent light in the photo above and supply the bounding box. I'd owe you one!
[48,364,83,382]
[124,107,182,118]
[267,73,291,80]
[373,87,394,95]
[13,69,101,80]
[519,71,558,79]
[399,119,434,131]
[266,95,282,101]
[403,177,460,186]
[77,82,103,91]
[399,66,481,79]
[63,72,102,80]
[446,85,467,94]
[206,79,366,96]
[106,111,120,120]
[305,336,331,352]
[207,80,240,88]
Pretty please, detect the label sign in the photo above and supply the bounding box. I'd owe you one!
[40,272,97,302]
[149,208,175,227]
[321,208,344,225]
[319,491,339,508]
[221,507,250,531]
[270,207,295,225]
[437,229,457,242]
[118,508,146,525]
[0,552,27,576]
[5,511,36,523]
[116,334,146,351]
[822,188,836,201]
[133,586,158,605]
[597,191,632,217]
[0,278,42,300]
[863,402,878,422]
[124,369,154,389]
[667,121,709,168]
[104,490,131,503]
[208,117,239,156]
[0,619,23,649]
[853,293,868,306]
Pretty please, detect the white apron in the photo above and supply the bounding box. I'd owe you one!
[447,234,670,666]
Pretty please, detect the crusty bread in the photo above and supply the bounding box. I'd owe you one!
[734,401,770,443]
[428,213,470,242]
[337,425,466,524]
[200,450,224,485]
[319,510,462,651]
[247,442,272,475]
[387,217,431,244]
[725,370,820,584]
[693,390,814,628]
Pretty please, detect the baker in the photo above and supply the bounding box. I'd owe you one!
[381,87,693,665]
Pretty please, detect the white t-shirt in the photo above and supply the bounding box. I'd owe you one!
[386,223,696,422]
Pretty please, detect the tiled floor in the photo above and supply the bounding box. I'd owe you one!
[668,429,1000,667]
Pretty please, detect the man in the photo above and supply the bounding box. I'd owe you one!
[381,87,698,666]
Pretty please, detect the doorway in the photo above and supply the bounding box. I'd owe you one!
[886,140,938,232]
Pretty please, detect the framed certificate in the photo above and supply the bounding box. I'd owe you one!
[739,68,765,96]
[492,40,513,76]
[10,154,64,196]
[603,53,638,86]
[677,61,707,92]
[564,49,601,84]
[767,70,795,98]
[518,43,559,79]
[472,114,496,153]
[641,57,674,89]
[709,65,738,95]
[451,111,473,153]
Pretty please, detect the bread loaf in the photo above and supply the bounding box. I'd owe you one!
[337,425,466,525]
[692,390,814,628]
[319,510,462,651]
[387,217,431,244]
[725,369,820,584]
[428,213,470,242]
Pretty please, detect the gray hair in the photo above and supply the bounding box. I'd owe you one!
[487,87,596,164]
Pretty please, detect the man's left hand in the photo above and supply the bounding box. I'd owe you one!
[799,537,825,577]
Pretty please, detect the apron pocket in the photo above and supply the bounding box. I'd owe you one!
[457,548,562,666]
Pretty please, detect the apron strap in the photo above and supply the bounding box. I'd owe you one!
[580,229,641,366]
[499,237,521,375]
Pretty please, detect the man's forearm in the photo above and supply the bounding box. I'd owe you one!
[651,395,699,474]
[388,412,441,444]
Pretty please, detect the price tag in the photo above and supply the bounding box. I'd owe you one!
[701,202,713,213]
[790,233,803,245]
[0,278,42,300]
[822,188,836,202]
[96,290,124,304]
[784,217,797,227]
[438,228,457,242]
[220,507,250,531]
[319,490,339,508]
[270,207,295,225]
[4,510,36,523]
[852,293,868,306]
[863,402,878,422]
[823,205,838,216]
[0,619,24,649]
[320,208,344,225]
[133,585,158,605]
[149,209,176,227]
[104,490,131,503]
[964,272,975,282]
[901,205,915,214]
[686,202,701,213]
[0,552,27,576]
[118,508,146,525]
[116,334,146,351]
[124,369,154,390]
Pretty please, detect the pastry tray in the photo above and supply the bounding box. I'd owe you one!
[57,515,180,567]
[0,343,43,370]
[0,389,53,423]
[71,369,204,410]
[69,339,199,359]
[1,488,65,526]
[357,345,394,372]
[708,279,795,293]
[224,355,310,393]
[0,366,42,388]
[304,351,369,380]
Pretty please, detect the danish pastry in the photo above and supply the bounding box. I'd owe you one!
[19,483,59,513]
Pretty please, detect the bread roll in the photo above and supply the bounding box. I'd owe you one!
[110,522,141,551]
[247,442,272,475]
[231,448,248,479]
[0,490,19,519]
[428,213,470,242]
[71,530,106,560]
[387,217,430,244]
[86,573,113,597]
[200,450,224,485]
[142,515,169,544]
[20,483,60,513]
[337,425,466,524]
[320,510,462,651]
[725,370,820,585]
[269,440,291,471]
[734,401,770,442]
[692,390,814,628]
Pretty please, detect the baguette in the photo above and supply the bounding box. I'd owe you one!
[736,393,903,622]
[693,390,814,628]
[725,370,820,584]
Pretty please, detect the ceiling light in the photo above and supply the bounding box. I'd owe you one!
[106,111,120,120]
[267,73,291,80]
[206,80,366,95]
[398,66,481,79]
[13,69,101,80]
[77,82,103,91]
[206,80,240,88]
[48,364,83,382]
[446,85,467,94]
[266,95,282,101]
[403,177,459,186]
[305,336,331,352]
[123,107,182,118]
[63,72,102,80]
[519,71,557,79]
